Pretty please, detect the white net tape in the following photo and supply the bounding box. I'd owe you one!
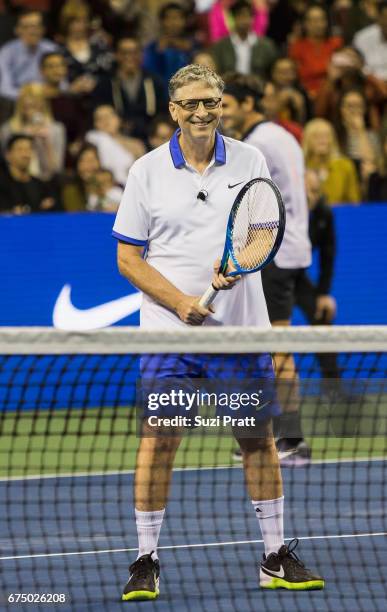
[0,326,386,355]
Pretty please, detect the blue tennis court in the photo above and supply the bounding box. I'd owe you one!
[1,460,386,612]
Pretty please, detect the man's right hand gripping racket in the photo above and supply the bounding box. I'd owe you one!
[199,178,286,308]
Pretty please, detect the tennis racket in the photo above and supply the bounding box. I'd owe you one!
[199,177,285,308]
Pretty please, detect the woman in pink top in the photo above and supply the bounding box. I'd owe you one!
[208,0,268,42]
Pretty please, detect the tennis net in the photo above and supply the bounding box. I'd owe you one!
[0,326,386,612]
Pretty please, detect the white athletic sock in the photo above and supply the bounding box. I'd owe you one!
[252,496,284,557]
[135,508,165,559]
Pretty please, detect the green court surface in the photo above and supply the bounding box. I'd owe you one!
[1,405,385,477]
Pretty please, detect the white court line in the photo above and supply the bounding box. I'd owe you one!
[0,456,386,482]
[1,532,386,562]
[0,464,240,482]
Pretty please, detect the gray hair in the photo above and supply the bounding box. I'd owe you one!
[168,64,225,100]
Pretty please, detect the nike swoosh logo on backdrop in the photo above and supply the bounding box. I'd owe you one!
[53,284,142,330]
[228,181,244,189]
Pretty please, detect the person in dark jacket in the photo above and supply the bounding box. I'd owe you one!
[210,0,278,78]
[297,169,338,379]
[92,37,166,140]
[143,2,199,90]
[364,129,387,202]
[0,134,61,214]
[298,170,336,326]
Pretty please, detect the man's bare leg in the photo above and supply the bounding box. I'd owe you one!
[133,422,183,562]
[234,421,324,590]
[235,420,284,556]
[135,422,183,511]
[122,423,182,601]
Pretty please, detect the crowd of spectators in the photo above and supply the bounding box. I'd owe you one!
[0,0,386,215]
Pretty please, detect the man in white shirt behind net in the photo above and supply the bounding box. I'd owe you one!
[221,72,314,467]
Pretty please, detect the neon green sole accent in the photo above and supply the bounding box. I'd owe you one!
[261,577,325,590]
[122,589,159,601]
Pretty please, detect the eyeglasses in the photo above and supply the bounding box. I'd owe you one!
[173,97,222,111]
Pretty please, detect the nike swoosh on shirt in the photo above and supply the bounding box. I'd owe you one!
[53,284,142,330]
[261,566,285,578]
[228,181,244,189]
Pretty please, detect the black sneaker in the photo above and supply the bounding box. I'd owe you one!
[122,552,160,601]
[276,438,311,467]
[260,539,324,590]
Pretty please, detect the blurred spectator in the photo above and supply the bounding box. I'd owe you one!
[271,56,313,121]
[0,10,57,100]
[267,73,307,128]
[92,37,166,140]
[303,118,361,204]
[2,1,51,8]
[325,0,351,38]
[61,143,101,211]
[208,0,268,43]
[40,51,68,95]
[334,88,380,173]
[147,114,175,150]
[289,4,343,98]
[79,0,155,45]
[180,1,207,43]
[299,167,342,382]
[0,83,66,179]
[304,168,336,316]
[39,51,86,148]
[353,1,387,81]
[0,1,16,47]
[300,167,337,334]
[0,134,61,214]
[192,49,218,71]
[266,0,308,47]
[261,80,304,143]
[363,128,387,201]
[0,91,14,126]
[86,104,145,186]
[59,3,113,87]
[314,46,387,130]
[194,0,216,10]
[87,168,123,212]
[340,0,379,43]
[142,2,199,87]
[210,0,278,77]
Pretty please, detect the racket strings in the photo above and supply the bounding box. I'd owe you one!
[232,181,280,271]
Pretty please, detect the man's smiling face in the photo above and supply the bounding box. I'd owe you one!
[169,81,223,141]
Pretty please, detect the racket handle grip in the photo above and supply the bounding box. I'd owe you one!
[199,284,218,308]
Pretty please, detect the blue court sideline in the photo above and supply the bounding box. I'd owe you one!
[1,461,386,612]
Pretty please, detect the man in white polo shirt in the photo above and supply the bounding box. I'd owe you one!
[221,73,313,466]
[113,64,323,601]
